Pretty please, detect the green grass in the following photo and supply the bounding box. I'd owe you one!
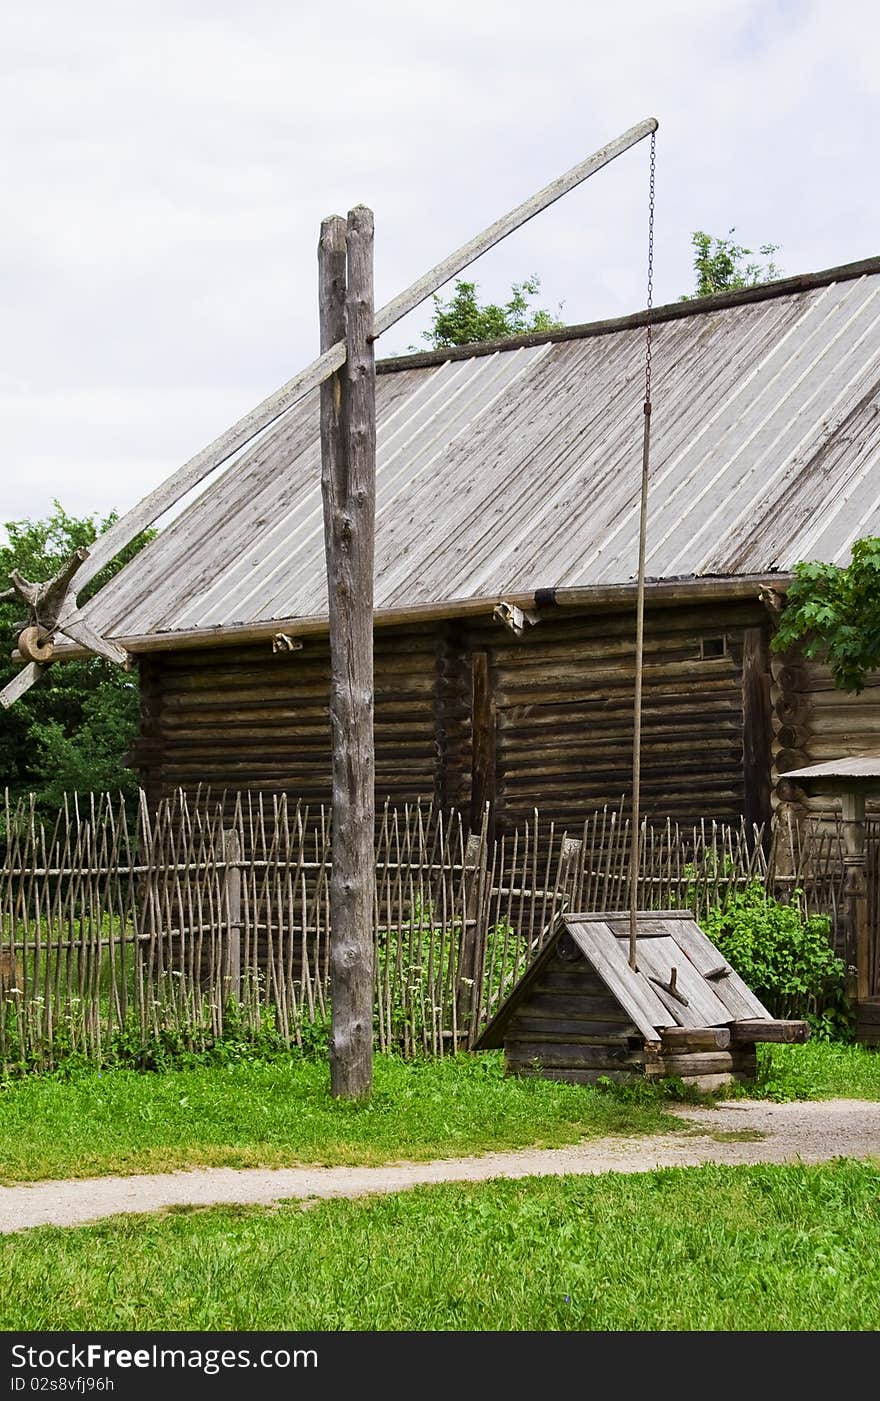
[1,1041,877,1185]
[752,1040,880,1101]
[0,1053,681,1183]
[2,1162,878,1330]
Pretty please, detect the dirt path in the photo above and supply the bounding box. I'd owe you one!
[1,1099,878,1234]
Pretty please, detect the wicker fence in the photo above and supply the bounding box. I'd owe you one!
[0,787,855,1073]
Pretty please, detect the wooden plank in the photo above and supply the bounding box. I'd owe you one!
[470,650,496,832]
[538,969,609,994]
[54,576,785,661]
[660,1026,731,1051]
[656,1051,742,1076]
[664,917,771,1020]
[730,1019,810,1044]
[65,120,656,604]
[0,661,45,711]
[621,936,732,1029]
[575,910,693,923]
[507,1021,635,1043]
[566,920,675,1038]
[505,1040,644,1068]
[520,991,633,1019]
[742,626,773,840]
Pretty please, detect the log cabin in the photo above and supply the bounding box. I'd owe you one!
[66,254,880,837]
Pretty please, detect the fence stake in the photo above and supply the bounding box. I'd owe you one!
[222,827,242,1002]
[457,829,488,1037]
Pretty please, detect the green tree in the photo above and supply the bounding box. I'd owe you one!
[772,537,880,694]
[422,275,564,349]
[0,502,154,807]
[683,230,781,300]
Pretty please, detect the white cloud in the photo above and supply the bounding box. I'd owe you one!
[1,0,878,529]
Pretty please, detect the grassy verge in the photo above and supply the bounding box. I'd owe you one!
[752,1041,880,1101]
[0,1053,681,1183]
[1,1162,878,1330]
[1,1042,876,1185]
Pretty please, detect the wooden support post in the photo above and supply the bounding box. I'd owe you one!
[456,826,489,1039]
[742,626,773,846]
[320,206,377,1100]
[470,649,496,836]
[221,827,242,1001]
[841,791,870,1003]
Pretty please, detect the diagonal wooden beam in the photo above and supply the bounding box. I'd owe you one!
[75,117,657,593]
[3,116,657,708]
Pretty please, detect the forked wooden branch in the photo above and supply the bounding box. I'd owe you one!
[1,546,131,707]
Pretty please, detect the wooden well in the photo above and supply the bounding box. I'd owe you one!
[476,911,809,1090]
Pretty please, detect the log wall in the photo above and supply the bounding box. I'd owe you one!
[134,625,441,810]
[771,655,880,819]
[132,595,779,833]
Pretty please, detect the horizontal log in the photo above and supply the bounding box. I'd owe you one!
[517,991,629,1019]
[51,577,784,661]
[660,1026,731,1051]
[654,1051,741,1075]
[509,1065,645,1085]
[539,970,608,994]
[505,1021,635,1042]
[505,1040,643,1068]
[729,1019,810,1044]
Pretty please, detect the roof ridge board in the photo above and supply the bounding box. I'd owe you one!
[376,255,880,374]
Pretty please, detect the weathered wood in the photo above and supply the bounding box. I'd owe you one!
[840,791,870,1002]
[221,827,242,999]
[510,1065,644,1085]
[56,120,655,611]
[653,1050,739,1076]
[856,999,880,1046]
[381,257,880,371]
[510,1016,638,1038]
[322,208,377,1100]
[505,1040,643,1068]
[516,991,632,1019]
[566,920,675,1039]
[658,917,770,1022]
[470,650,496,834]
[50,577,785,662]
[742,626,773,842]
[0,662,45,711]
[729,1018,810,1044]
[660,1026,731,1051]
[456,828,488,1032]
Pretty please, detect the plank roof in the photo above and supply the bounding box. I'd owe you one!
[476,911,771,1048]
[81,255,880,647]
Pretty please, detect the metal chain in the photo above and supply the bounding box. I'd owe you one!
[644,130,656,410]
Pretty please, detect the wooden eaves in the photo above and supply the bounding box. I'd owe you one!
[40,573,790,662]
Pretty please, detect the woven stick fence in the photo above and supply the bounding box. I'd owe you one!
[0,788,855,1073]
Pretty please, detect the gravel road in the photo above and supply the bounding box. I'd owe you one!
[1,1098,877,1234]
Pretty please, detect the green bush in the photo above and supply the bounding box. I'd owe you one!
[703,881,851,1040]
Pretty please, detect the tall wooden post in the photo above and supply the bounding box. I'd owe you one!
[319,206,377,1100]
[221,827,242,1002]
[841,791,870,1003]
[742,626,773,848]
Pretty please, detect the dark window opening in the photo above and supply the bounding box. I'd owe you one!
[701,636,727,659]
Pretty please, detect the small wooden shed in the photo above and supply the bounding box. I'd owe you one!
[476,911,809,1089]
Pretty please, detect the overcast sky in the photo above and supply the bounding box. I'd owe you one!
[2,0,878,535]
